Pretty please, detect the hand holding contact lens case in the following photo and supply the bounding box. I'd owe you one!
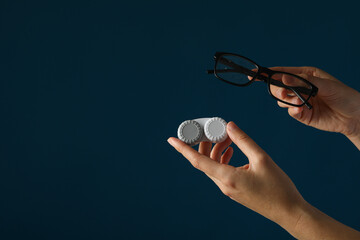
[177,117,228,146]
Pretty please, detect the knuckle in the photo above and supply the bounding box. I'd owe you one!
[312,67,325,78]
[222,188,232,198]
[312,66,320,72]
[222,175,236,188]
[191,158,200,169]
[235,133,249,143]
[256,154,270,165]
[304,66,318,76]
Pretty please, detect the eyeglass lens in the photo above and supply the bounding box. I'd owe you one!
[215,54,258,85]
[215,54,312,106]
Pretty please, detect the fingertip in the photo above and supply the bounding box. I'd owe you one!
[226,121,245,143]
[277,101,288,108]
[288,107,302,119]
[227,121,238,132]
[224,146,233,154]
[294,106,303,114]
[198,141,212,157]
[221,146,234,165]
[167,137,173,145]
[167,137,182,146]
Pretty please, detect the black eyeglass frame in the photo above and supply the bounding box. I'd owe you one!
[207,52,319,109]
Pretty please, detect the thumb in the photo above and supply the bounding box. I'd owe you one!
[288,105,304,120]
[227,121,266,161]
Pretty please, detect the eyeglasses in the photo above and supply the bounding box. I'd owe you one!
[207,52,318,109]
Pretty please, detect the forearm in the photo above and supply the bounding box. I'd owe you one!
[280,202,360,240]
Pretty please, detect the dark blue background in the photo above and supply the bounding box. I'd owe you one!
[1,1,359,239]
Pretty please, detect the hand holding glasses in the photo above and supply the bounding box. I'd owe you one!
[207,52,318,109]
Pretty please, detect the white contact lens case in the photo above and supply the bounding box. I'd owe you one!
[177,117,228,146]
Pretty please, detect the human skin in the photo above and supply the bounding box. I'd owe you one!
[168,122,360,239]
[168,67,360,239]
[270,66,360,150]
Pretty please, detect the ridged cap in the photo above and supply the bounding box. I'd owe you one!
[204,117,227,143]
[177,120,202,145]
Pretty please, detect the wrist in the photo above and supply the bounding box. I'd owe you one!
[278,200,360,239]
[283,201,318,239]
[276,199,312,238]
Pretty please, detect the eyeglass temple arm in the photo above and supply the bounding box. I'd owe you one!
[292,89,313,109]
[207,61,313,96]
[208,68,313,109]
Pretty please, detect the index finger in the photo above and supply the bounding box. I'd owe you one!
[226,122,266,160]
[168,137,234,179]
[269,66,309,75]
[270,66,337,81]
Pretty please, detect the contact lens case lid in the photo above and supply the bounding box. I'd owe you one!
[204,117,228,143]
[177,120,202,145]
